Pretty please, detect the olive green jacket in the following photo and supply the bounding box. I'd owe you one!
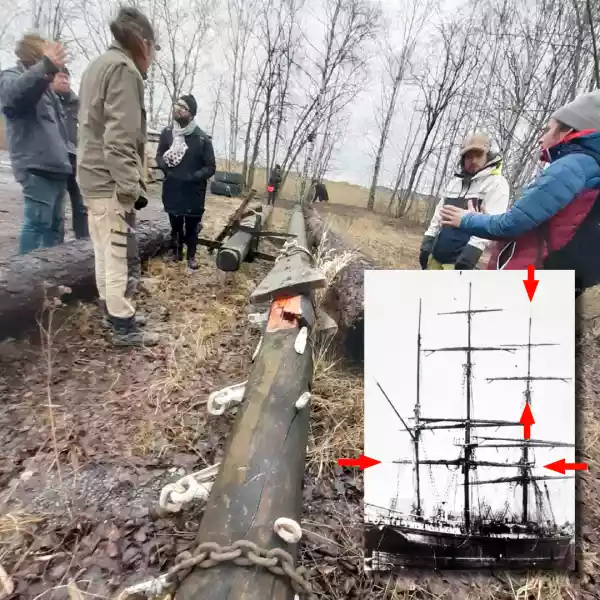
[77,41,147,206]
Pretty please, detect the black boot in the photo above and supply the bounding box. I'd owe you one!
[111,314,160,347]
[176,243,185,262]
[100,300,147,328]
[165,234,180,262]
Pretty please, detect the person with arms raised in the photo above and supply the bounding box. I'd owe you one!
[0,34,71,254]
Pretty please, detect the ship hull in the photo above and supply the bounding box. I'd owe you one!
[364,523,575,570]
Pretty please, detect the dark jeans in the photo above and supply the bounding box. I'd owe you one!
[169,213,203,258]
[67,154,89,239]
[267,189,278,205]
[19,171,67,255]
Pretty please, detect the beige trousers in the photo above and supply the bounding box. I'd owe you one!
[84,195,140,319]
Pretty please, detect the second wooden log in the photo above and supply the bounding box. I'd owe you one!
[216,205,272,272]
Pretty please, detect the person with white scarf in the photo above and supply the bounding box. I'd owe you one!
[156,94,216,269]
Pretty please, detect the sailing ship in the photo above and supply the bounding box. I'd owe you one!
[364,283,575,570]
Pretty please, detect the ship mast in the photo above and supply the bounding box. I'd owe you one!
[414,299,422,516]
[486,315,571,523]
[425,282,512,531]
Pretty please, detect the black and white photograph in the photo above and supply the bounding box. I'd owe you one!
[364,269,576,571]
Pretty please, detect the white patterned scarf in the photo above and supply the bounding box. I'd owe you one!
[162,119,197,168]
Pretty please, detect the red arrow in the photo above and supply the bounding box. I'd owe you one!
[523,265,539,301]
[520,403,535,440]
[544,458,588,474]
[337,454,381,470]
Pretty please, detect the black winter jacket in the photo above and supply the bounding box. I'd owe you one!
[56,90,78,154]
[156,125,216,217]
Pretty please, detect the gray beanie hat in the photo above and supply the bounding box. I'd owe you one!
[552,90,600,132]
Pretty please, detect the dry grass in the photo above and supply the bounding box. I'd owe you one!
[324,213,422,269]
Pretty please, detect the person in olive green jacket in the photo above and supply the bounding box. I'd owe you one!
[77,6,160,347]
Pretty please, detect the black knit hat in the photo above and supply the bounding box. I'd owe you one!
[179,94,197,117]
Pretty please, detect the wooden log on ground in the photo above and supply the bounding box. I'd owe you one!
[216,204,272,272]
[303,205,375,363]
[175,205,315,600]
[0,215,170,341]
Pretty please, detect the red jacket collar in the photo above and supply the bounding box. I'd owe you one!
[540,129,598,163]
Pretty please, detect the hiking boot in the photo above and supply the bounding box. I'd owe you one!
[111,315,160,348]
[101,302,146,328]
[188,257,198,270]
[176,244,185,262]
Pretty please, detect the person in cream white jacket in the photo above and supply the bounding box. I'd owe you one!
[420,132,510,270]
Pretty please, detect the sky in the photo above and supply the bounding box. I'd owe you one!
[0,0,455,190]
[363,269,576,527]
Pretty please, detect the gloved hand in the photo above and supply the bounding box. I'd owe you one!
[419,235,435,270]
[134,195,148,210]
[454,245,482,270]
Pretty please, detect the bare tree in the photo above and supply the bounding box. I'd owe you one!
[277,0,380,194]
[225,0,259,169]
[394,19,480,217]
[366,0,433,211]
[153,0,214,104]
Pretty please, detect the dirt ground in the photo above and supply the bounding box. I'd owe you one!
[0,196,599,599]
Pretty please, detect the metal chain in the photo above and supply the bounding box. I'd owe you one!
[166,540,317,599]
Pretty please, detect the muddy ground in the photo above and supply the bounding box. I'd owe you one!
[0,195,599,599]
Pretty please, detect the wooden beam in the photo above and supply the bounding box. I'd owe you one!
[250,205,326,304]
[175,205,315,600]
[216,205,273,272]
[0,217,170,341]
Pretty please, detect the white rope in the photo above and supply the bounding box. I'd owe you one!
[159,463,220,513]
[275,239,313,263]
[114,573,172,599]
[295,392,311,410]
[273,517,302,544]
[207,381,247,416]
[294,327,308,354]
[252,336,263,361]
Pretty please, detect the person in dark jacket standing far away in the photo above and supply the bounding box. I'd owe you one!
[440,91,600,296]
[0,34,72,255]
[419,132,510,270]
[267,163,282,205]
[156,94,216,270]
[312,179,329,203]
[77,6,160,347]
[51,67,89,240]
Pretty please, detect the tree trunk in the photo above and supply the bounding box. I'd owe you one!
[0,217,170,341]
[303,206,375,363]
[175,206,315,600]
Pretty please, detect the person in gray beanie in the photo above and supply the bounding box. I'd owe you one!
[438,90,600,295]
